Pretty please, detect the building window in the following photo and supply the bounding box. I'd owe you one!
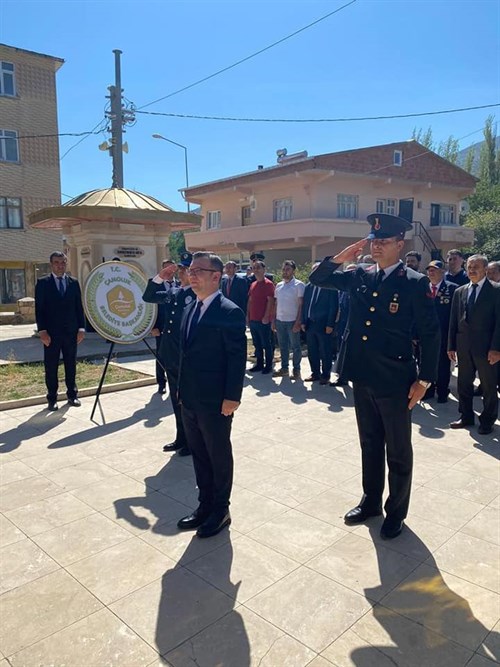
[376,198,397,216]
[273,198,293,222]
[393,150,403,166]
[0,62,15,96]
[241,206,251,226]
[430,203,455,226]
[0,268,26,304]
[337,194,358,219]
[0,197,23,228]
[206,210,221,229]
[0,130,19,162]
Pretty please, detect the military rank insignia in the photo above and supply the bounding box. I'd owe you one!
[389,302,399,313]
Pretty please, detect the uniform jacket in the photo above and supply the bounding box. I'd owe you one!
[310,260,440,394]
[220,274,249,313]
[178,292,247,412]
[301,282,339,329]
[432,280,457,348]
[448,279,500,356]
[142,281,196,371]
[35,274,85,336]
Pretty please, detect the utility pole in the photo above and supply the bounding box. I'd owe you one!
[108,49,124,188]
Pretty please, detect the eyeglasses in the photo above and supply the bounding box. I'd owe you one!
[187,268,220,276]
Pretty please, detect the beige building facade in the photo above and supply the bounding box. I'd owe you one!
[0,43,64,310]
[184,141,477,270]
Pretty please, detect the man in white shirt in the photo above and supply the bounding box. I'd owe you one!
[272,260,305,379]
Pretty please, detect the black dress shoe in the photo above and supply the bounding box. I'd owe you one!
[177,446,191,457]
[437,397,448,404]
[196,511,231,538]
[449,419,474,429]
[47,402,58,411]
[67,398,81,407]
[163,441,182,452]
[177,507,211,530]
[329,379,348,387]
[478,424,493,435]
[158,386,166,395]
[344,505,382,525]
[248,365,263,372]
[380,517,404,540]
[261,367,273,375]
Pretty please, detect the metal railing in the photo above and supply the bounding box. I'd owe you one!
[413,221,443,261]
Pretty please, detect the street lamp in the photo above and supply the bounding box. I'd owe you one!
[152,133,190,212]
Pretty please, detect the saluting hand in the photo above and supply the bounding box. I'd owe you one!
[221,399,240,416]
[332,239,368,265]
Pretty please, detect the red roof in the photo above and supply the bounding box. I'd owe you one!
[185,140,477,197]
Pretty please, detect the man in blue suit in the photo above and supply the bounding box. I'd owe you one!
[301,264,339,384]
[177,252,247,538]
[35,251,86,411]
[221,261,249,313]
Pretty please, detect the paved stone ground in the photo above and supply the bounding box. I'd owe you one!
[0,361,499,667]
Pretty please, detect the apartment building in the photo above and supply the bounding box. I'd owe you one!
[184,141,477,269]
[0,43,64,310]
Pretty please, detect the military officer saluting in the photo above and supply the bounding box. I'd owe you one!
[142,251,196,456]
[310,214,440,540]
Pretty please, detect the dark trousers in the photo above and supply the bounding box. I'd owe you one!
[166,367,187,448]
[249,320,273,370]
[305,321,335,379]
[457,347,498,427]
[44,334,78,403]
[427,345,451,399]
[353,383,413,521]
[181,406,234,512]
[155,336,166,388]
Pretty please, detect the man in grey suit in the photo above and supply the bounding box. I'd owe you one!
[448,254,500,435]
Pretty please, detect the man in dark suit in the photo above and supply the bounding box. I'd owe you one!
[301,264,339,384]
[176,251,247,538]
[221,261,249,313]
[142,253,194,456]
[310,214,440,540]
[149,259,179,394]
[448,254,500,435]
[424,260,457,403]
[35,251,86,411]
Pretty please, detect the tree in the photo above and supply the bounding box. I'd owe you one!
[478,115,499,186]
[412,126,434,150]
[412,126,459,163]
[167,231,186,262]
[463,210,500,260]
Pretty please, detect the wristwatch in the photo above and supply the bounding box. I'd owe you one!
[418,380,432,389]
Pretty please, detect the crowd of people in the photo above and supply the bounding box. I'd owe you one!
[33,216,499,541]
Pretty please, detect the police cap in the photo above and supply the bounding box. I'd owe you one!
[250,251,265,261]
[366,213,413,240]
[177,251,193,267]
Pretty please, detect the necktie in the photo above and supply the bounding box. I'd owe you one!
[375,269,385,286]
[466,283,478,321]
[186,300,203,343]
[57,276,65,296]
[308,285,319,319]
[226,277,233,296]
[431,284,437,298]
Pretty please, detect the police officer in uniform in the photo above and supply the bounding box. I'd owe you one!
[310,214,440,540]
[424,260,457,403]
[142,252,195,456]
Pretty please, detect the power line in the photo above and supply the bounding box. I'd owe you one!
[136,0,357,111]
[135,102,500,124]
[17,130,105,139]
[60,117,107,161]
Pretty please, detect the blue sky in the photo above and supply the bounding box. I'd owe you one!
[1,0,499,210]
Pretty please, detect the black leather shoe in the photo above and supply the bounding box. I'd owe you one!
[380,517,404,540]
[158,386,166,395]
[329,379,348,387]
[163,441,182,452]
[196,511,231,538]
[261,367,273,375]
[450,419,474,429]
[177,507,211,530]
[344,505,382,525]
[47,402,58,411]
[177,447,191,457]
[67,398,81,407]
[248,365,263,372]
[478,424,493,435]
[437,397,448,404]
